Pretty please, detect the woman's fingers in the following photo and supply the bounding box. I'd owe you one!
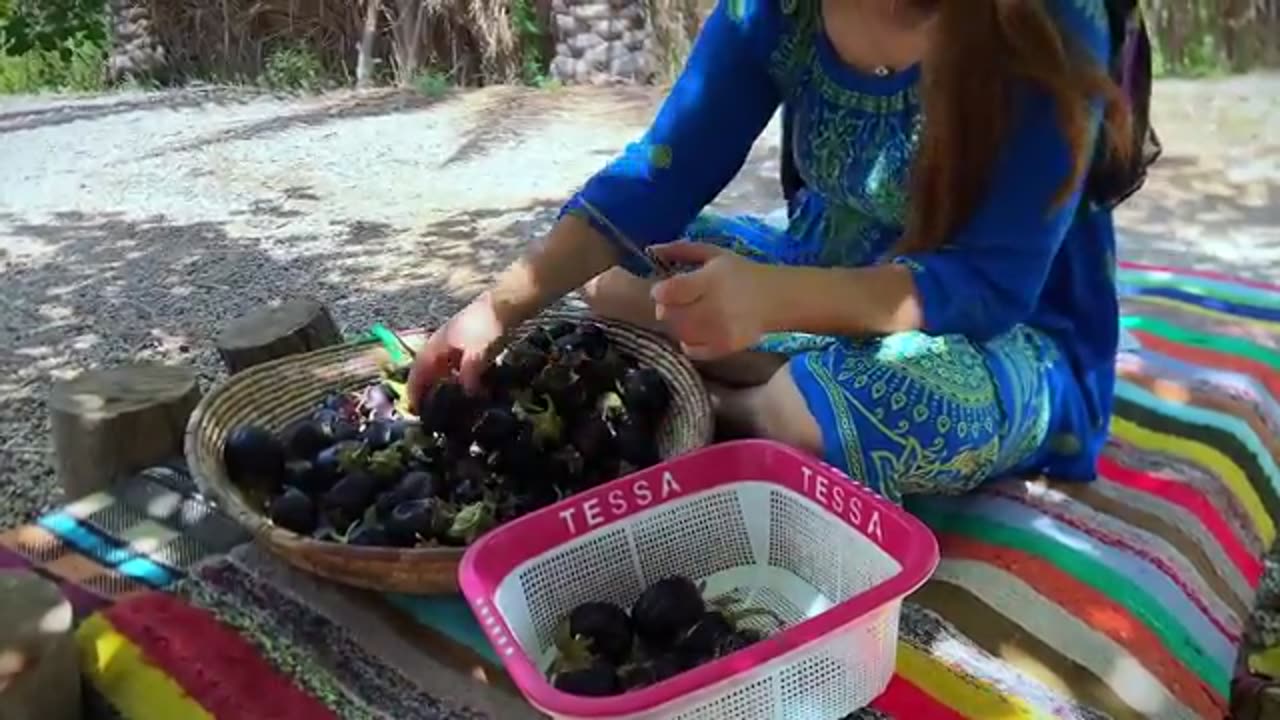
[406,335,457,412]
[457,348,492,395]
[648,240,727,266]
[651,266,709,307]
[680,342,722,362]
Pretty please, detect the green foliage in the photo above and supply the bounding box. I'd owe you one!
[0,32,105,93]
[510,0,548,86]
[0,0,105,55]
[413,69,452,99]
[0,0,106,93]
[262,44,326,92]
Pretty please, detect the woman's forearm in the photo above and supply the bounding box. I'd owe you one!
[764,263,926,337]
[487,214,619,326]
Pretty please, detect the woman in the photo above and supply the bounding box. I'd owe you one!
[408,0,1133,502]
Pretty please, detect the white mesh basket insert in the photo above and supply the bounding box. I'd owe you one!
[494,482,902,720]
[460,440,939,720]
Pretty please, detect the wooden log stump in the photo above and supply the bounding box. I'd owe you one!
[215,298,342,375]
[49,363,201,499]
[0,571,81,720]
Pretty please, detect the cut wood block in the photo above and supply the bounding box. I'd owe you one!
[215,298,343,375]
[49,363,201,499]
[0,571,80,720]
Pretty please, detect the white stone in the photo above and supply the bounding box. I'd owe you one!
[623,29,648,50]
[608,54,638,77]
[582,43,611,69]
[569,32,605,53]
[550,55,575,81]
[571,2,612,20]
[555,13,578,34]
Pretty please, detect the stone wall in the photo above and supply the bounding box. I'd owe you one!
[548,0,657,84]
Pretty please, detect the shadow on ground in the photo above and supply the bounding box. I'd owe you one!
[0,199,558,523]
[1115,144,1280,282]
[0,86,271,135]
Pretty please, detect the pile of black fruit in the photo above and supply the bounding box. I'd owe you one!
[549,576,776,697]
[221,319,673,548]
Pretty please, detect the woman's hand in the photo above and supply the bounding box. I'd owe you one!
[648,241,778,361]
[407,292,507,406]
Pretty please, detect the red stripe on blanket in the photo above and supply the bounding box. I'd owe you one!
[1120,261,1280,293]
[1097,456,1262,586]
[988,487,1241,644]
[1130,331,1280,399]
[938,532,1228,718]
[104,592,338,720]
[870,674,970,720]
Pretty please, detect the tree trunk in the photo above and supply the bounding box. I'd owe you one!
[215,298,343,375]
[105,0,169,84]
[387,0,426,85]
[356,0,384,89]
[48,363,202,499]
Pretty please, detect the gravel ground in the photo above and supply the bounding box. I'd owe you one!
[1,75,1277,530]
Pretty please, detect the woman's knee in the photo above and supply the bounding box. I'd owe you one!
[720,364,823,456]
[582,268,661,330]
[698,351,788,387]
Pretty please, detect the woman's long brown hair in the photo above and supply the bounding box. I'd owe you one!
[893,0,1134,255]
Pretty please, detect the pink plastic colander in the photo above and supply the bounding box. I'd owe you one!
[458,439,940,720]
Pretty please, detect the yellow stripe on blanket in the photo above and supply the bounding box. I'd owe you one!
[896,640,1048,720]
[75,613,213,720]
[1110,416,1275,546]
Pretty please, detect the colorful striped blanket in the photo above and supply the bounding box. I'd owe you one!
[4,261,1278,719]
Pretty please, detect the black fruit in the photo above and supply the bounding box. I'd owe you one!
[362,419,398,451]
[284,459,333,495]
[568,601,634,665]
[314,440,364,481]
[282,419,332,460]
[618,655,682,691]
[615,418,659,469]
[472,407,519,449]
[631,577,705,650]
[495,492,546,522]
[552,662,621,697]
[714,628,763,657]
[312,409,359,442]
[269,487,317,535]
[224,425,287,491]
[546,445,586,491]
[677,611,735,661]
[493,426,542,478]
[384,498,444,545]
[620,367,671,423]
[532,363,588,420]
[346,521,389,546]
[418,380,470,435]
[374,470,438,517]
[571,413,616,460]
[557,323,609,360]
[322,472,379,529]
[498,343,550,387]
[514,392,563,449]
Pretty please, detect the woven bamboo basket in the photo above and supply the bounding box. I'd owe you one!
[185,310,715,594]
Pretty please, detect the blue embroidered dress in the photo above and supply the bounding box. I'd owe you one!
[562,0,1119,501]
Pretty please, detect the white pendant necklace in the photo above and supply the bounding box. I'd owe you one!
[873,65,892,77]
